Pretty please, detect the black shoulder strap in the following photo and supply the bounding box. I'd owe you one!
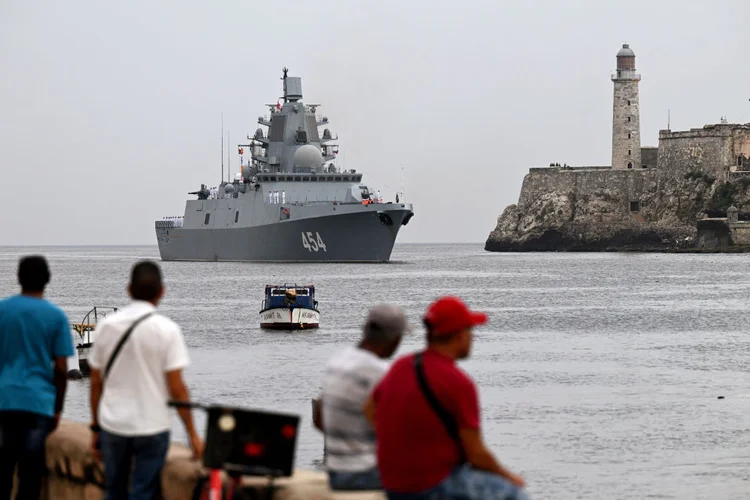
[103,312,155,381]
[413,352,465,459]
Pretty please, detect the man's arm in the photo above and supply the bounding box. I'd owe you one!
[166,369,203,459]
[459,428,525,487]
[90,368,102,426]
[88,368,103,458]
[363,395,376,428]
[52,311,74,430]
[312,397,323,432]
[52,357,68,429]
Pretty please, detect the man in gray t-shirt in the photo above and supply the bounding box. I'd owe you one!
[315,304,410,491]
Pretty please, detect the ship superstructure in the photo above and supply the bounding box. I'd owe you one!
[155,68,414,262]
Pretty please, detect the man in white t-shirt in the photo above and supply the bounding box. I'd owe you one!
[315,304,410,491]
[88,261,203,499]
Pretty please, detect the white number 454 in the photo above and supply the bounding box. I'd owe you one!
[301,231,327,252]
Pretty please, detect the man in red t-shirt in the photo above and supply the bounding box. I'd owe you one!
[364,296,529,499]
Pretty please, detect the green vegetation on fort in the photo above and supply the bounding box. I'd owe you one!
[684,170,716,184]
[710,182,738,212]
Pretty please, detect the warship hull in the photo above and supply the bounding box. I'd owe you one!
[156,206,412,262]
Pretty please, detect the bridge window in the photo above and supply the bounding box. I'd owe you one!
[204,213,210,225]
[294,176,301,181]
[310,177,317,182]
[270,176,277,181]
[343,176,350,182]
[334,176,342,182]
[235,211,239,223]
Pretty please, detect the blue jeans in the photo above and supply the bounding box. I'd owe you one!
[386,464,530,500]
[0,411,55,500]
[329,466,382,491]
[99,429,170,500]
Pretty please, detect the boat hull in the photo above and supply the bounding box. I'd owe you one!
[260,307,320,330]
[156,204,413,262]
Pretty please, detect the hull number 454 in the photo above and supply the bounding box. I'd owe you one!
[302,232,327,252]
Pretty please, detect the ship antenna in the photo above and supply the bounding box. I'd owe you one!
[221,112,224,183]
[282,67,288,103]
[399,164,405,202]
[227,131,231,182]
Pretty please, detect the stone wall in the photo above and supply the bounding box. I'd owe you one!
[696,219,750,249]
[641,147,658,169]
[17,420,384,500]
[657,124,750,177]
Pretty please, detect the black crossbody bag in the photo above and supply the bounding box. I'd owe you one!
[102,312,155,384]
[413,352,467,463]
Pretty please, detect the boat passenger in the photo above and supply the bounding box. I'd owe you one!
[315,304,410,491]
[364,297,529,500]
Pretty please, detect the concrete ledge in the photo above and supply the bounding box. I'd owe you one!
[23,420,385,500]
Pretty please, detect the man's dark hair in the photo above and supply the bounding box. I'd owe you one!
[129,260,163,302]
[18,255,51,292]
[424,318,455,344]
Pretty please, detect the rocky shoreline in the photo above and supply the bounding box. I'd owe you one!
[484,167,750,253]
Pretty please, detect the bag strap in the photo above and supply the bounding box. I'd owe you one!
[103,312,155,382]
[413,352,465,460]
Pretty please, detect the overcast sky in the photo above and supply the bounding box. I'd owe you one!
[1,0,748,245]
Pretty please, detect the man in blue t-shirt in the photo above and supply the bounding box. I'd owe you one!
[0,255,74,500]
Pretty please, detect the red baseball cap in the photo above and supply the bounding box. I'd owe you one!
[423,296,488,336]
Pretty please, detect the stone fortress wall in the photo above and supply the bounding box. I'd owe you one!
[485,42,750,252]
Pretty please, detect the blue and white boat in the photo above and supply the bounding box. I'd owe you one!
[259,284,320,330]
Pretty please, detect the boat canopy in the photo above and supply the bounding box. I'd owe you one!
[262,284,317,310]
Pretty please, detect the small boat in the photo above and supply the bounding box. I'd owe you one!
[259,284,320,330]
[68,306,119,378]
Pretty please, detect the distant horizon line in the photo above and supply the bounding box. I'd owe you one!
[0,241,486,248]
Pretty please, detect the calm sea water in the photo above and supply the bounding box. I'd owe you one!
[1,244,750,499]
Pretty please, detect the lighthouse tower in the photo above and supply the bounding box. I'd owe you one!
[611,43,641,170]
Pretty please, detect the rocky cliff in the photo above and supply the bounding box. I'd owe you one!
[485,167,750,252]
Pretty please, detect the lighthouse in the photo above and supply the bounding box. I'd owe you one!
[611,43,641,170]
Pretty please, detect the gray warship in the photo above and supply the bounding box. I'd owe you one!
[155,68,414,262]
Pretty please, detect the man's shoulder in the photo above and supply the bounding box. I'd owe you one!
[330,346,389,372]
[2,296,68,321]
[391,352,415,370]
[150,312,181,333]
[106,306,180,334]
[442,362,477,392]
